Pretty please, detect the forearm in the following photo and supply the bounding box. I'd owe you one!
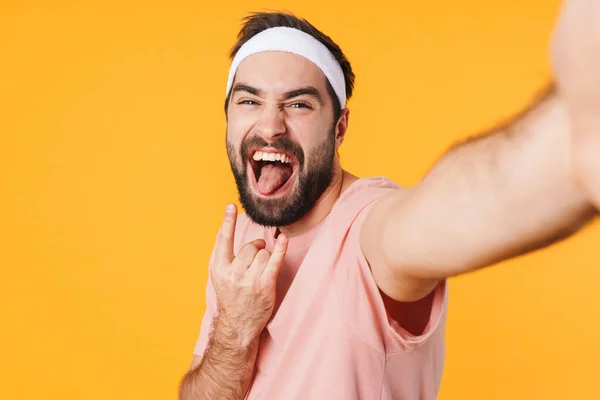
[382,85,596,279]
[573,137,600,209]
[570,106,600,210]
[179,316,259,400]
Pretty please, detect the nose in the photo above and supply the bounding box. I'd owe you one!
[255,104,286,140]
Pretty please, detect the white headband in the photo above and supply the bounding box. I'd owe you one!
[225,27,347,107]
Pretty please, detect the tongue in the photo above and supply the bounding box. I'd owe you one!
[257,164,293,195]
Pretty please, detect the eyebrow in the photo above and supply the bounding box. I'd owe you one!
[232,83,263,97]
[231,83,324,105]
[282,86,323,105]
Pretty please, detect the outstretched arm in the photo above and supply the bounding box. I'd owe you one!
[361,0,600,303]
[361,85,597,302]
[572,116,600,210]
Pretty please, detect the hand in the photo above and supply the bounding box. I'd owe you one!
[210,204,288,347]
[551,0,600,209]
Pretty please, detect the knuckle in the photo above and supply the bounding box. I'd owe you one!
[213,266,226,279]
[273,244,286,256]
[237,244,260,262]
[255,249,271,263]
[217,234,231,247]
[224,274,238,284]
[240,242,257,254]
[258,276,274,290]
[221,271,242,286]
[219,232,230,242]
[234,254,252,267]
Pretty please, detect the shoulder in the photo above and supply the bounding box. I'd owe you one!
[336,176,402,214]
[329,179,448,352]
[344,176,401,196]
[338,176,412,228]
[323,176,408,245]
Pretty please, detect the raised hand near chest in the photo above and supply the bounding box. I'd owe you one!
[210,204,288,348]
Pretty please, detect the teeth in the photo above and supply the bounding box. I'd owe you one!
[252,151,292,163]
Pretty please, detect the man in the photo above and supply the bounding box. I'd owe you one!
[180,1,600,398]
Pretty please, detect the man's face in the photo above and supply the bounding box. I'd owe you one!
[226,51,339,227]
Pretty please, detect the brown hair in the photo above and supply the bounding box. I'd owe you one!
[225,11,355,120]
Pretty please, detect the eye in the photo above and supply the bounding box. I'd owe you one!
[289,101,312,109]
[238,99,257,106]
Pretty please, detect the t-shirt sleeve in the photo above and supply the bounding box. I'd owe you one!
[192,249,218,356]
[336,204,448,354]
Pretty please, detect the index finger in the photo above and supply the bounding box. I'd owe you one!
[215,204,237,266]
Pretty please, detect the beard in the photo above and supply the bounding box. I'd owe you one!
[226,127,336,227]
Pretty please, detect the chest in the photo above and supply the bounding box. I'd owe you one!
[272,245,310,315]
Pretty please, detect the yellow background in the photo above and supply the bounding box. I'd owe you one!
[2,0,599,399]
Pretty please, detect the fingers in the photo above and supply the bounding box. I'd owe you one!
[216,204,237,266]
[260,233,288,286]
[248,248,271,275]
[231,239,266,272]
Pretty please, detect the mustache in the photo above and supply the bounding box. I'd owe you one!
[240,136,305,165]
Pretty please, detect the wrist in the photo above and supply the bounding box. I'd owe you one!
[213,313,261,352]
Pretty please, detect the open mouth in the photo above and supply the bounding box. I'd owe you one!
[248,149,298,196]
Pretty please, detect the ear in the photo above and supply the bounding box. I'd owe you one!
[334,108,350,149]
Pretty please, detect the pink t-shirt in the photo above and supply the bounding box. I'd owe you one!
[194,177,448,399]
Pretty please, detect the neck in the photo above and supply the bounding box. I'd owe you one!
[278,167,358,238]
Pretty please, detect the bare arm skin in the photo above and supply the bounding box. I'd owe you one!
[179,316,259,400]
[362,0,600,303]
[572,119,600,210]
[362,86,596,302]
[179,205,288,400]
[552,0,600,209]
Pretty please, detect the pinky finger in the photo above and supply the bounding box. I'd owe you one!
[260,233,288,286]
